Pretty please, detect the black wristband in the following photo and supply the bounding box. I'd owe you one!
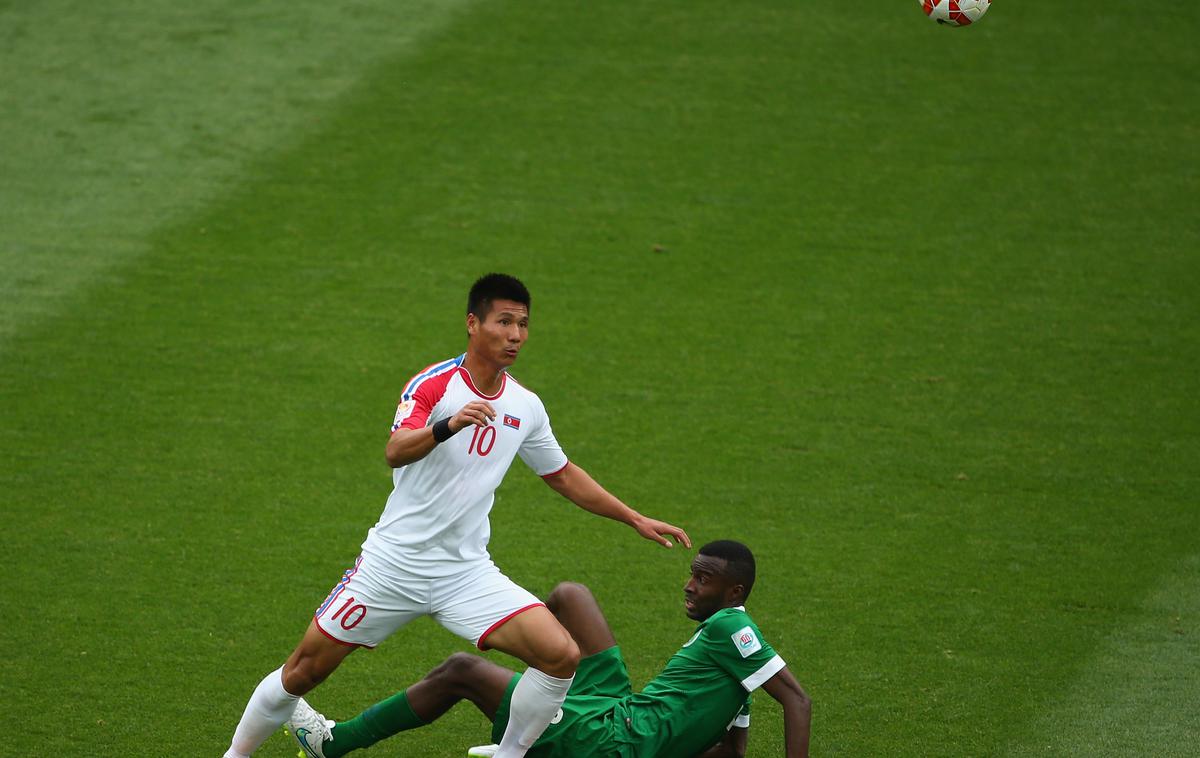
[431,418,455,443]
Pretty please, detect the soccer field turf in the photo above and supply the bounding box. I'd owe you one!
[1,1,1197,755]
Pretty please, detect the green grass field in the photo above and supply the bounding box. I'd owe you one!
[2,1,1197,755]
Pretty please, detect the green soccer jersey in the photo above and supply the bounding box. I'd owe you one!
[613,606,785,757]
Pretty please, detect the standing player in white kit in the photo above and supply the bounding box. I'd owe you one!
[223,274,691,758]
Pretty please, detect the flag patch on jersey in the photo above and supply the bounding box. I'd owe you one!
[731,626,762,658]
[503,414,521,429]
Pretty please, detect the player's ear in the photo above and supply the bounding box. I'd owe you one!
[466,312,479,336]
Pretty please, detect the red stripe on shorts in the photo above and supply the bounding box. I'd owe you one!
[313,620,376,650]
[476,603,546,651]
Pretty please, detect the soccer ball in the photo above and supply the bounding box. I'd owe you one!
[920,0,990,26]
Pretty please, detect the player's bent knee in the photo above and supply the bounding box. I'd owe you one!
[426,653,492,699]
[438,652,483,683]
[538,634,580,678]
[563,636,581,670]
[546,581,592,613]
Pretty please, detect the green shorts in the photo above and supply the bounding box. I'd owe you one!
[491,646,632,758]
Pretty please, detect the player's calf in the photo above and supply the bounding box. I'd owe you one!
[282,622,358,695]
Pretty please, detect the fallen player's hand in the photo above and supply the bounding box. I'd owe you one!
[451,401,497,432]
[634,517,692,549]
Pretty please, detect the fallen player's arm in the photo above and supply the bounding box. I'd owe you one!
[540,462,691,548]
[697,725,749,758]
[761,666,811,758]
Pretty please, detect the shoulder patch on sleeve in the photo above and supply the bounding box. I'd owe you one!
[392,400,415,427]
[731,626,762,658]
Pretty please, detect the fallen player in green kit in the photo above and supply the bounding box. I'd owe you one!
[288,540,812,758]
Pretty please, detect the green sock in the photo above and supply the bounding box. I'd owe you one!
[323,690,428,758]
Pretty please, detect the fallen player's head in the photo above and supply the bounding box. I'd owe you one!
[684,540,757,620]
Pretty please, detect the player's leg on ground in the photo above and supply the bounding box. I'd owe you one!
[544,582,617,657]
[224,621,356,757]
[483,607,579,758]
[320,653,515,758]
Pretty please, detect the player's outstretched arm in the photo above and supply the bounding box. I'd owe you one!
[541,462,691,548]
[386,401,495,467]
[761,666,811,758]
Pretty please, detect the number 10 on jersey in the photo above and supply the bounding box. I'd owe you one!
[469,424,496,456]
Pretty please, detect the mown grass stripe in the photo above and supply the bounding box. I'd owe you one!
[1007,553,1200,756]
[0,0,475,349]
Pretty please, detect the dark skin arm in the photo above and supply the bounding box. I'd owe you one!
[698,669,810,758]
[761,666,812,758]
[696,666,812,758]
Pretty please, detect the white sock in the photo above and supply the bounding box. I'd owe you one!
[225,666,299,757]
[494,668,574,758]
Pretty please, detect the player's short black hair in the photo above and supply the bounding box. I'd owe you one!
[467,273,531,319]
[699,540,757,601]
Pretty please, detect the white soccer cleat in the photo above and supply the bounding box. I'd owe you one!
[285,697,335,758]
[466,745,499,757]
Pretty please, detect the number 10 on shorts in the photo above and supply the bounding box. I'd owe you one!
[329,596,367,630]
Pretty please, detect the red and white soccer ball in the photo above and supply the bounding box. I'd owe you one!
[920,0,990,26]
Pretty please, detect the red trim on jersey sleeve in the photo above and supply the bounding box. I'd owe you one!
[397,370,457,431]
[539,461,570,479]
[476,603,545,650]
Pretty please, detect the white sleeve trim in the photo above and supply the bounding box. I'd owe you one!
[740,654,785,691]
[731,713,751,729]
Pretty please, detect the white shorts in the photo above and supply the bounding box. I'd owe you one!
[312,553,543,650]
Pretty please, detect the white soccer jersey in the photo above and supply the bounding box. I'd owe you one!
[361,354,569,576]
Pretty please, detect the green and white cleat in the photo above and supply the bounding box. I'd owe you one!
[285,697,334,758]
[466,745,499,757]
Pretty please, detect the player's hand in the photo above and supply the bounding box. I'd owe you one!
[633,516,692,549]
[450,401,496,432]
